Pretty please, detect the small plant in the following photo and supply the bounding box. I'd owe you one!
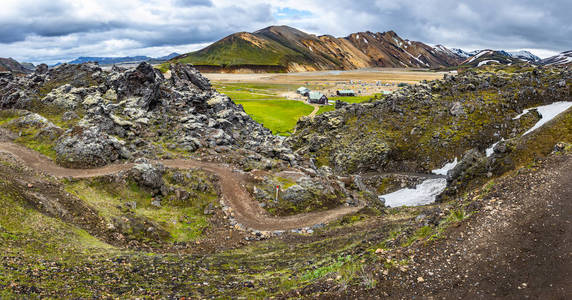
[403,225,433,246]
[482,180,495,194]
[446,209,469,223]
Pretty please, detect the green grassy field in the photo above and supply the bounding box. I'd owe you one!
[235,99,314,135]
[213,82,384,133]
[316,105,335,115]
[328,94,383,104]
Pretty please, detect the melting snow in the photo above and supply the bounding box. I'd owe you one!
[378,158,457,207]
[486,138,504,157]
[513,101,572,136]
[485,101,572,157]
[380,178,448,208]
[432,158,458,176]
[467,50,491,64]
[378,101,572,208]
[477,60,499,67]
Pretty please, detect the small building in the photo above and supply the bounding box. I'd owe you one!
[296,87,310,96]
[308,91,328,104]
[336,89,356,97]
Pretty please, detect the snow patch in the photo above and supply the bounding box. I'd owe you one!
[486,138,504,157]
[432,158,458,176]
[486,101,572,157]
[404,50,429,67]
[451,48,472,58]
[379,178,448,208]
[477,60,499,67]
[467,50,491,64]
[507,50,540,62]
[513,101,572,136]
[378,158,457,207]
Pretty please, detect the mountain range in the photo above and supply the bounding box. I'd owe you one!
[64,52,180,66]
[0,58,34,74]
[166,25,545,72]
[2,26,570,73]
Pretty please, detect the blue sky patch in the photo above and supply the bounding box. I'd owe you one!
[273,7,313,20]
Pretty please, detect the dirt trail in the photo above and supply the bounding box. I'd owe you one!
[0,142,362,231]
[308,105,320,118]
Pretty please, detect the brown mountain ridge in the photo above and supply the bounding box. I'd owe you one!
[167,25,464,72]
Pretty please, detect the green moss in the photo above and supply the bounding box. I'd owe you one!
[273,176,296,189]
[403,225,433,247]
[0,178,114,259]
[65,169,219,243]
[328,94,382,104]
[0,110,20,125]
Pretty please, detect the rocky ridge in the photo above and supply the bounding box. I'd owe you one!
[286,67,571,178]
[0,62,294,168]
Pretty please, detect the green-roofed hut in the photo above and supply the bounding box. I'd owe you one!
[336,89,356,96]
[296,86,310,96]
[307,91,328,104]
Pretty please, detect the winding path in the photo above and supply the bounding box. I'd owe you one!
[0,142,362,231]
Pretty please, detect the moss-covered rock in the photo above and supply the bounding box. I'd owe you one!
[287,66,572,175]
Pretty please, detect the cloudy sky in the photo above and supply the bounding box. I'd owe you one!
[1,0,570,64]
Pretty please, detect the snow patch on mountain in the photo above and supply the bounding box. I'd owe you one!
[478,60,499,67]
[540,51,572,66]
[507,50,540,62]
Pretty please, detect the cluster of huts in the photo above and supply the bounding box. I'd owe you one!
[296,86,356,105]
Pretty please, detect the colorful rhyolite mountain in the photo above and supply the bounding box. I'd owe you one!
[167,26,464,72]
[167,26,546,72]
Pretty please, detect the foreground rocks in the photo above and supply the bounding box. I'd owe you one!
[0,62,294,168]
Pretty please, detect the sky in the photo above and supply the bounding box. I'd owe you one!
[1,0,570,64]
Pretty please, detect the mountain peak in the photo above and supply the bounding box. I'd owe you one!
[167,25,464,71]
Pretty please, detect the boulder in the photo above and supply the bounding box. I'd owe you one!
[55,126,130,168]
[446,148,484,183]
[169,63,212,91]
[129,162,165,190]
[8,113,54,129]
[449,102,465,116]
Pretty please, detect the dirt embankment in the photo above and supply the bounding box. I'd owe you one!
[339,153,572,299]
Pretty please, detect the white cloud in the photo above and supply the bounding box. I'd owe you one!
[0,0,569,63]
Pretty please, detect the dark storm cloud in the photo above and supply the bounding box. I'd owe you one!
[0,21,126,43]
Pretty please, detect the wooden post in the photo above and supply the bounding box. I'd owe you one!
[275,185,279,202]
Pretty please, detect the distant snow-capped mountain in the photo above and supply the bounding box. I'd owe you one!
[451,48,540,64]
[505,50,541,62]
[540,50,572,66]
[451,48,472,58]
[67,53,181,65]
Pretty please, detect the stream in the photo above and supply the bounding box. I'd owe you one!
[380,101,572,207]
